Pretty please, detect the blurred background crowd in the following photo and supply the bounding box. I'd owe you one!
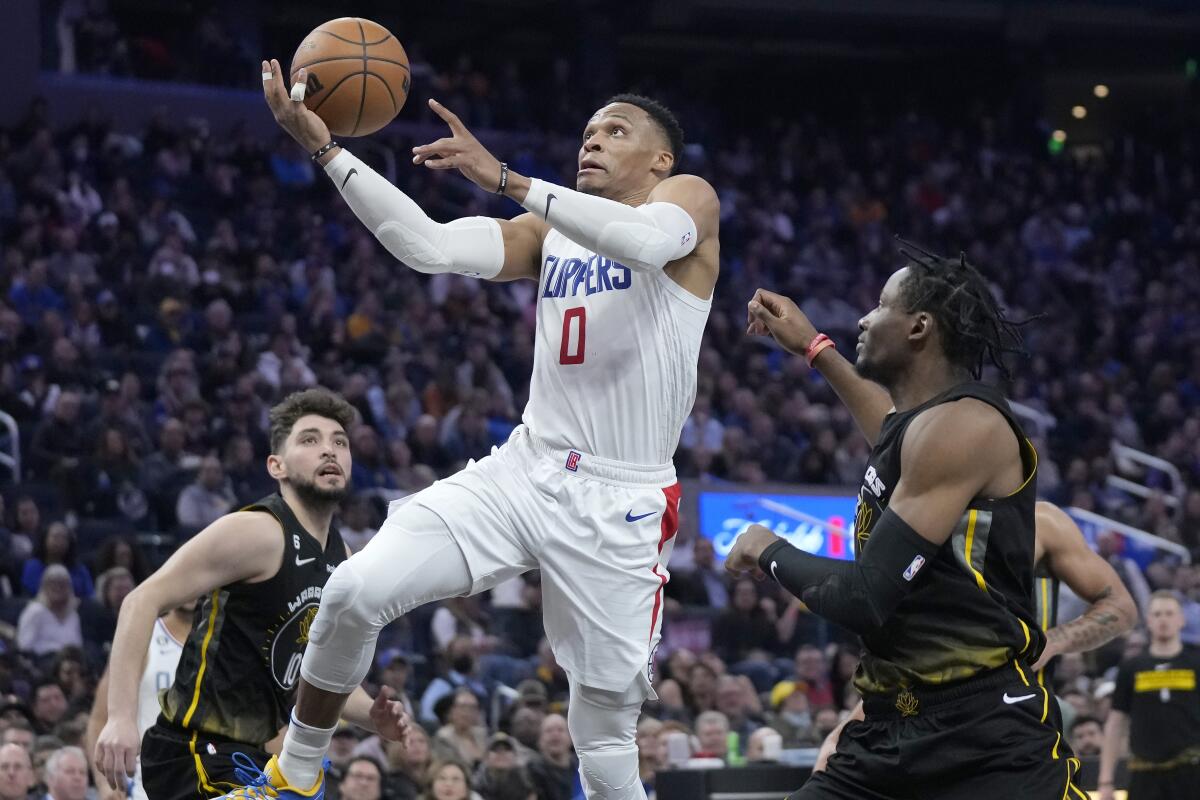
[2,0,1200,798]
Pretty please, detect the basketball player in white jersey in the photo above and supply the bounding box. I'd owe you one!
[87,602,192,800]
[249,59,719,800]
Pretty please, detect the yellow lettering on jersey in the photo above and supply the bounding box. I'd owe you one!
[1134,670,1196,692]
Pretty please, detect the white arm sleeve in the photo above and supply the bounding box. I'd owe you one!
[520,179,698,272]
[324,150,504,279]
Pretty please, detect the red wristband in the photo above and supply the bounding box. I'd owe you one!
[805,333,835,367]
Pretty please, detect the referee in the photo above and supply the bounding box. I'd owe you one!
[1100,590,1200,800]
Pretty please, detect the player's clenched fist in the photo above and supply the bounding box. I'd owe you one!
[94,716,139,791]
[746,288,818,355]
[725,524,783,578]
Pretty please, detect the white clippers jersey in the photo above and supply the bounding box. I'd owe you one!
[522,228,711,465]
[132,616,184,800]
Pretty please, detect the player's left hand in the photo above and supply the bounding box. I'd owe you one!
[369,686,410,742]
[1031,638,1062,672]
[412,99,504,192]
[726,524,782,578]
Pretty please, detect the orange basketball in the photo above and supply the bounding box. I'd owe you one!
[289,18,410,138]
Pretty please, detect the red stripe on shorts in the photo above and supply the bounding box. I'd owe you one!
[648,482,683,642]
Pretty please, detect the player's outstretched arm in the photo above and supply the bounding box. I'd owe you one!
[412,99,715,274]
[94,512,284,791]
[1031,502,1137,671]
[746,289,892,445]
[260,60,543,282]
[726,402,1011,634]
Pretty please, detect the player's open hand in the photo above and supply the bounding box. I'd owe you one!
[369,686,410,743]
[726,524,782,578]
[412,99,504,192]
[746,289,819,356]
[261,59,331,153]
[94,715,139,791]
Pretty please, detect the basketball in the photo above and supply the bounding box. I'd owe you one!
[289,17,410,138]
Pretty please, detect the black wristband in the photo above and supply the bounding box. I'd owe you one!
[496,162,509,195]
[311,141,339,162]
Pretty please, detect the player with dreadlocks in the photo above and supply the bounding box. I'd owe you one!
[726,242,1088,799]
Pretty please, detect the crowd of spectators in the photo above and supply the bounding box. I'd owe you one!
[3,19,1200,800]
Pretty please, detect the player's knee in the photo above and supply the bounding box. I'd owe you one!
[567,682,642,751]
[576,744,643,799]
[308,560,387,648]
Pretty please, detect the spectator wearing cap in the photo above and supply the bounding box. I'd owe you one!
[0,742,34,800]
[16,566,82,657]
[765,680,820,747]
[21,523,93,600]
[505,706,543,766]
[472,732,534,799]
[41,746,87,800]
[338,756,384,800]
[526,714,579,800]
[174,455,236,531]
[321,724,360,794]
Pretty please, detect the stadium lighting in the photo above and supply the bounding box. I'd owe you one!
[1093,84,1109,98]
[1072,105,1087,119]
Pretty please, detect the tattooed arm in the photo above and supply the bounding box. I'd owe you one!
[1032,502,1138,671]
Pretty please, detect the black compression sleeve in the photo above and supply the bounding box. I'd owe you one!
[757,508,941,635]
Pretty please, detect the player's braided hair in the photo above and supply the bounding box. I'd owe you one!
[605,93,684,172]
[895,238,1033,380]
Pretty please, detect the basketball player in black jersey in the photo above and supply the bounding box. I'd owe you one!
[813,500,1136,771]
[728,244,1088,798]
[94,389,408,800]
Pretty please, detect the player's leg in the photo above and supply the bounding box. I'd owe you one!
[140,720,211,800]
[272,449,539,794]
[912,677,1087,800]
[538,478,676,800]
[567,677,651,800]
[787,719,905,800]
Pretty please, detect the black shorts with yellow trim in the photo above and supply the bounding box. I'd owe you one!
[791,662,1087,800]
[141,715,271,800]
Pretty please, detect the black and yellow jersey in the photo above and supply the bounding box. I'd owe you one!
[1113,645,1200,766]
[1032,565,1059,636]
[160,493,346,745]
[853,381,1043,695]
